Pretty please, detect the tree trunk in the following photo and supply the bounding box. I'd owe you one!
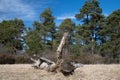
[91,38,94,54]
[31,32,77,74]
[56,32,69,62]
[50,32,69,72]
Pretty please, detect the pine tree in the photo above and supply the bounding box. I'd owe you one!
[99,9,120,63]
[59,18,75,54]
[0,18,25,54]
[25,30,43,55]
[25,8,57,55]
[40,8,56,49]
[59,18,75,44]
[75,0,104,54]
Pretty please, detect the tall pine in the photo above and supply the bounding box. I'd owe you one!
[75,0,104,54]
[99,10,120,63]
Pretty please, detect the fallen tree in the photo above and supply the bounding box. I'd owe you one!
[31,32,83,76]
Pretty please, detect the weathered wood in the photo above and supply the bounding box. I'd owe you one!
[70,62,83,68]
[40,57,55,64]
[30,32,81,76]
[56,32,69,61]
[30,57,41,68]
[31,57,55,69]
[60,69,75,76]
[49,59,63,72]
[51,32,69,72]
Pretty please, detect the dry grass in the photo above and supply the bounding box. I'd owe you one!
[0,64,120,80]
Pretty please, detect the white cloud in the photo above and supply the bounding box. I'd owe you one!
[56,13,76,20]
[0,0,35,21]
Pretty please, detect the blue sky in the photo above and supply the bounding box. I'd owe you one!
[0,0,120,27]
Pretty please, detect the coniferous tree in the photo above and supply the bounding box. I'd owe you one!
[0,18,25,54]
[99,9,120,63]
[25,8,57,55]
[59,18,75,44]
[40,8,56,49]
[59,18,75,54]
[25,30,43,55]
[75,0,104,54]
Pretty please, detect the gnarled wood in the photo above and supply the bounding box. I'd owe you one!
[30,32,81,76]
[40,57,55,64]
[52,32,69,72]
[31,57,55,69]
[56,32,68,62]
[70,62,84,68]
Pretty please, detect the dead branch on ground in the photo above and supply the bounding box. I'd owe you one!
[31,32,83,76]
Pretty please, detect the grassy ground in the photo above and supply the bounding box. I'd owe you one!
[0,64,120,80]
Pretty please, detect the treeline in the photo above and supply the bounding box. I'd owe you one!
[0,0,120,63]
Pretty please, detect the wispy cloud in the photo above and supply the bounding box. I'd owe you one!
[56,12,109,20]
[0,0,51,22]
[0,0,36,21]
[56,13,76,20]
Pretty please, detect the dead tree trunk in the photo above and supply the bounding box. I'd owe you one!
[56,32,69,62]
[31,32,80,75]
[50,32,69,72]
[30,32,83,76]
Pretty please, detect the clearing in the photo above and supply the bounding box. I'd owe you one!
[0,64,120,80]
